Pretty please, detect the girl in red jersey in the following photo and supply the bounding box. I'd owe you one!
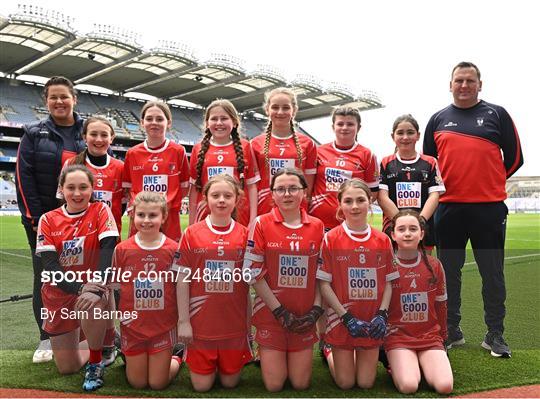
[36,165,119,391]
[189,99,260,226]
[385,209,453,395]
[111,191,181,390]
[251,88,317,215]
[310,106,379,230]
[317,178,398,389]
[59,116,125,234]
[176,174,251,392]
[378,114,445,251]
[122,101,190,242]
[243,168,325,392]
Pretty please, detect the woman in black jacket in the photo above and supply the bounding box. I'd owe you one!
[15,76,85,363]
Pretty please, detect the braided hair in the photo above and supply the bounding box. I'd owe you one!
[263,87,302,171]
[391,209,437,285]
[230,126,246,188]
[196,99,244,189]
[194,128,212,189]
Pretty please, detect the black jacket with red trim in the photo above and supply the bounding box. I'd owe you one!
[15,113,85,227]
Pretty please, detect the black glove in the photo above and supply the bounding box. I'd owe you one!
[292,305,324,333]
[272,305,298,331]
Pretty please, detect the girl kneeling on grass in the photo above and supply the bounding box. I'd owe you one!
[317,178,398,389]
[36,165,119,391]
[385,209,453,395]
[111,191,181,389]
[176,174,251,392]
[243,168,325,392]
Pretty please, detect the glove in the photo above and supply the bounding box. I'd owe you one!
[341,312,370,338]
[272,305,298,331]
[369,310,388,340]
[292,305,324,333]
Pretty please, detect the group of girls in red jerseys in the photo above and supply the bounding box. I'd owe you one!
[37,79,452,394]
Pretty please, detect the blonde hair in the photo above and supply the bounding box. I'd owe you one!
[262,87,302,171]
[202,174,242,220]
[132,191,168,221]
[195,100,246,189]
[336,178,371,222]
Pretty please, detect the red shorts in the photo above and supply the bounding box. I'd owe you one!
[42,285,87,335]
[255,327,318,352]
[384,336,445,352]
[186,336,252,375]
[121,326,177,356]
[129,209,181,242]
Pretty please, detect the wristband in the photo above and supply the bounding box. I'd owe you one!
[376,309,388,321]
[340,312,354,324]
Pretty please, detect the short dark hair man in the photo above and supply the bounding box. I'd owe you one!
[423,62,523,358]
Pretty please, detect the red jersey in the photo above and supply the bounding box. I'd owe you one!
[36,202,119,278]
[423,101,523,202]
[112,234,178,339]
[385,253,447,350]
[189,139,260,226]
[173,217,249,340]
[244,208,324,330]
[251,132,317,215]
[59,155,125,234]
[122,139,189,211]
[310,142,379,229]
[317,223,398,347]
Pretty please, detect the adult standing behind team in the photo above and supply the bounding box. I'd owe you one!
[423,62,523,358]
[15,76,86,364]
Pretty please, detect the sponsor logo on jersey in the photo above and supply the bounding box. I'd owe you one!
[476,117,484,127]
[93,190,113,207]
[286,233,303,241]
[143,175,168,192]
[204,259,234,293]
[278,254,308,288]
[267,241,282,248]
[208,166,234,179]
[348,267,377,300]
[60,237,85,267]
[400,292,428,322]
[269,158,295,178]
[134,277,164,311]
[444,121,458,127]
[396,182,422,208]
[325,167,353,192]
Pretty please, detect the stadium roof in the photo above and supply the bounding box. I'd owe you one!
[0,4,384,121]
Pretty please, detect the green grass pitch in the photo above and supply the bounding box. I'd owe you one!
[0,213,539,397]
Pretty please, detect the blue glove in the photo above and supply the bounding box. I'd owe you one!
[341,312,370,338]
[369,310,388,340]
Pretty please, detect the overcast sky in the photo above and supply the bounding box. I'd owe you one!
[3,0,538,176]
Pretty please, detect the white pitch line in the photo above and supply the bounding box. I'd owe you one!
[0,250,32,259]
[464,253,540,266]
